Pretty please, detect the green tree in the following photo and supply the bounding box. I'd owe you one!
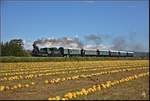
[0,39,31,56]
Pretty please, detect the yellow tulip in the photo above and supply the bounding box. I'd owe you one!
[62,78,66,81]
[0,86,5,91]
[5,86,10,90]
[13,85,18,89]
[76,91,81,96]
[101,84,107,88]
[72,92,77,98]
[25,84,29,88]
[50,80,55,83]
[45,80,49,84]
[55,96,61,100]
[11,87,14,90]
[18,84,22,88]
[97,85,101,90]
[61,98,67,100]
[31,82,35,85]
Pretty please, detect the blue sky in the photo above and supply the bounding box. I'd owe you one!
[1,0,149,51]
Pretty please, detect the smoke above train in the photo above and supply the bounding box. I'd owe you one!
[31,33,149,57]
[31,33,147,52]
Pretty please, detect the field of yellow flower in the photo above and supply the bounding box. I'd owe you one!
[0,60,149,100]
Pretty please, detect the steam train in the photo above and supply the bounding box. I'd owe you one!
[32,44,134,57]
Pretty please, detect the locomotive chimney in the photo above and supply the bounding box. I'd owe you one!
[32,42,40,56]
[33,42,36,48]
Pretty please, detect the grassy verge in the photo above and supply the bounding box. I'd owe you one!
[0,56,148,63]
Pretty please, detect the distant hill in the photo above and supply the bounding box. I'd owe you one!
[134,52,149,58]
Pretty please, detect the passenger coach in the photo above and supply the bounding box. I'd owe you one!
[32,44,134,57]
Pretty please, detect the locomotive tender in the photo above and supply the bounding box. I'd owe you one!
[32,44,134,57]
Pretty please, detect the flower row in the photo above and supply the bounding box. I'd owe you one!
[1,65,147,82]
[48,72,149,100]
[0,82,35,92]
[1,63,145,76]
[1,67,148,92]
[44,67,148,84]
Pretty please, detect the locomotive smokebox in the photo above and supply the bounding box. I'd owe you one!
[32,42,40,56]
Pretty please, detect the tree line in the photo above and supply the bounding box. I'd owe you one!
[0,39,31,57]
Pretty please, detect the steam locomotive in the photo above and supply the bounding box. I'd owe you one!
[32,44,134,57]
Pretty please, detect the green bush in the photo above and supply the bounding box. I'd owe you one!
[0,39,31,57]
